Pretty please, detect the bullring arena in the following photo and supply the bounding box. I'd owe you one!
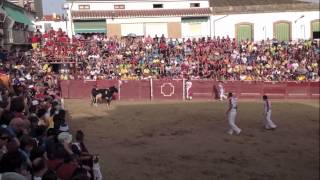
[0,0,319,179]
[63,80,319,180]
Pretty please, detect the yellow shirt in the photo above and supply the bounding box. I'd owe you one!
[143,68,150,75]
[48,117,54,129]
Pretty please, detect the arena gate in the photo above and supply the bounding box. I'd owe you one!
[60,80,319,100]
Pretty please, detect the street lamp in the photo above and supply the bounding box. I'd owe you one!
[294,15,305,23]
[62,3,69,34]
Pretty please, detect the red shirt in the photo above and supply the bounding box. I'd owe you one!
[56,162,78,180]
[31,36,40,43]
[47,159,63,171]
[43,33,49,39]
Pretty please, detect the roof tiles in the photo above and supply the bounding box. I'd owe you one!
[71,8,211,19]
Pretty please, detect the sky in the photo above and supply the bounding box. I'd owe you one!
[42,0,65,15]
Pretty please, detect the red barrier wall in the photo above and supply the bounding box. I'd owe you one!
[120,80,150,101]
[60,80,319,100]
[190,80,215,99]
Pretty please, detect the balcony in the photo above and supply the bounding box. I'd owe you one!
[3,29,30,44]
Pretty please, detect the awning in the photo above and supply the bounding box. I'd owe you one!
[3,5,33,25]
[74,20,106,34]
[181,17,209,23]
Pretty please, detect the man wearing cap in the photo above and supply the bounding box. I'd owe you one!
[226,93,241,135]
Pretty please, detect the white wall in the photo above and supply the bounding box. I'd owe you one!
[145,23,168,37]
[121,23,144,36]
[181,21,210,38]
[68,0,209,11]
[211,11,319,41]
[34,21,67,33]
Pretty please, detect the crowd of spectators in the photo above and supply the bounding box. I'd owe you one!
[0,26,318,179]
[0,47,99,179]
[31,28,319,81]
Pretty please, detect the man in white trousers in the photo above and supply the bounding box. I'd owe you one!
[226,93,241,135]
[218,81,227,101]
[186,78,193,100]
[263,95,277,130]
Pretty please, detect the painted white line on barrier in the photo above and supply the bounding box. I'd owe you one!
[240,93,261,96]
[288,93,308,96]
[265,93,285,96]
[193,93,212,95]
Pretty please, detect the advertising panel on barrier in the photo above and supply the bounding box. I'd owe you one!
[152,79,183,100]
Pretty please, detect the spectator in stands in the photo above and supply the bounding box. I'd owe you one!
[32,157,48,180]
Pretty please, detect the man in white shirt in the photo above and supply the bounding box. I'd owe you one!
[218,82,227,101]
[226,93,241,135]
[263,95,277,130]
[186,78,193,100]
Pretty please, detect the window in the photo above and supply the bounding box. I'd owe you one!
[273,21,291,41]
[114,4,125,9]
[190,3,200,7]
[153,4,163,8]
[311,19,320,39]
[235,23,254,42]
[78,5,90,10]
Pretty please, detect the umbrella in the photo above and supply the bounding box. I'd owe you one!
[296,67,307,75]
[127,33,137,38]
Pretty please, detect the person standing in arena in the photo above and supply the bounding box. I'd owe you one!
[186,78,193,100]
[226,93,241,135]
[262,95,277,130]
[218,81,227,101]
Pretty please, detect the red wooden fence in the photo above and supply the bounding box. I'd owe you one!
[60,80,319,100]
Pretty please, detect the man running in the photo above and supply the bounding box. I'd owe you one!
[226,93,241,135]
[263,95,277,130]
[218,81,227,101]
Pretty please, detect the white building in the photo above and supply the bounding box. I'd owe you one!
[64,0,320,41]
[209,0,319,41]
[65,0,211,38]
[34,15,67,33]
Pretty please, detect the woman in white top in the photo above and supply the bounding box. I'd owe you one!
[226,93,241,135]
[263,95,277,130]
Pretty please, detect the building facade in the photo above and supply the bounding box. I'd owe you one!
[66,0,211,38]
[34,14,67,33]
[65,0,320,41]
[0,0,35,48]
[6,0,43,18]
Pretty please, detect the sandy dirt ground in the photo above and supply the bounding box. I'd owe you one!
[65,99,319,180]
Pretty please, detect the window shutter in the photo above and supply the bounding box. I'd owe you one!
[274,22,290,41]
[237,24,253,42]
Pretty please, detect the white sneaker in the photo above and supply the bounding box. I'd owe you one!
[227,130,233,135]
[236,129,242,135]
